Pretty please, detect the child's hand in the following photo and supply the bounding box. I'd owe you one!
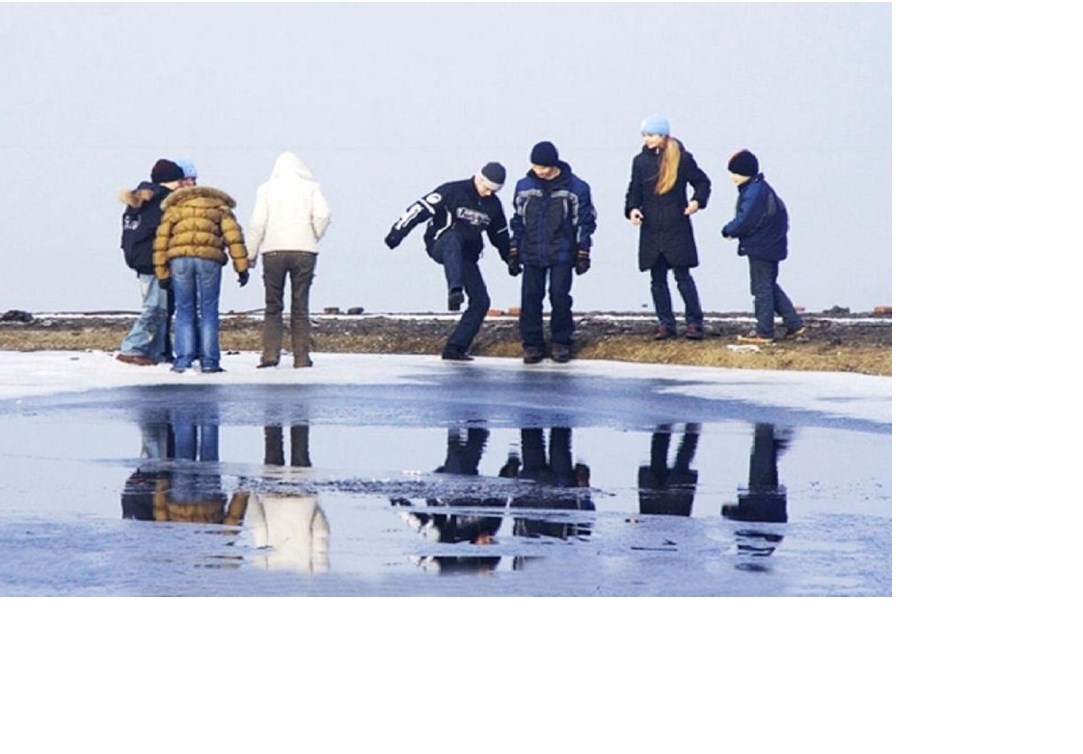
[684,200,700,216]
[629,208,644,226]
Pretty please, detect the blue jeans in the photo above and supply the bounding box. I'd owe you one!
[520,263,574,349]
[170,256,223,370]
[649,259,703,331]
[428,233,490,353]
[120,274,168,361]
[748,257,803,337]
[170,407,222,505]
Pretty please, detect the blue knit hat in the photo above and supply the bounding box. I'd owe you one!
[640,114,670,136]
[174,158,197,180]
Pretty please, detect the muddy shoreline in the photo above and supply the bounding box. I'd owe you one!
[0,309,892,376]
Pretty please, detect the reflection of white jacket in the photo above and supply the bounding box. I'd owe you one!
[248,492,330,572]
[247,151,332,259]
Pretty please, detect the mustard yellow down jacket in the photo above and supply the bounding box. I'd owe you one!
[152,185,250,282]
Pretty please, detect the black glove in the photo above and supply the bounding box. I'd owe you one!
[575,249,591,275]
[507,248,522,277]
[158,277,171,290]
[384,231,402,250]
[238,270,250,287]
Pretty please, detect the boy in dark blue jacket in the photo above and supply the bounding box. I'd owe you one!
[385,162,512,361]
[721,150,805,344]
[509,141,597,363]
[116,159,185,366]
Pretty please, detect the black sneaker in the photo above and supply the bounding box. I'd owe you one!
[551,345,571,363]
[448,288,464,311]
[201,366,226,373]
[522,347,545,364]
[441,348,473,361]
[685,325,705,340]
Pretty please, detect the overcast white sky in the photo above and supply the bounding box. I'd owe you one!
[0,1,890,315]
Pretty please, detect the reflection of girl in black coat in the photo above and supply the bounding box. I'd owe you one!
[624,115,712,341]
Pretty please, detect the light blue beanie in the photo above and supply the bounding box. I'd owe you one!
[174,158,197,180]
[640,114,670,136]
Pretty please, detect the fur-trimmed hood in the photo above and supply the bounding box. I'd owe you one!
[161,185,237,210]
[118,181,167,209]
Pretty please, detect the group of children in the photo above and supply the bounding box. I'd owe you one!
[116,151,330,373]
[116,114,802,370]
[385,114,804,362]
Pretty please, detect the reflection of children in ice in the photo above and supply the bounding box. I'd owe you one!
[722,423,791,563]
[122,409,248,527]
[248,423,329,573]
[393,426,504,575]
[638,423,700,516]
[502,427,593,542]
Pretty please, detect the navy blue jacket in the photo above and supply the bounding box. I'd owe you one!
[624,139,711,270]
[721,174,789,262]
[510,161,597,267]
[386,177,511,260]
[120,181,172,275]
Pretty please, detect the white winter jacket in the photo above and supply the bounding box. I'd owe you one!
[248,492,330,572]
[247,151,332,260]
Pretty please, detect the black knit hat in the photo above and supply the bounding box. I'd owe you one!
[529,141,559,167]
[478,162,506,190]
[727,150,759,178]
[150,158,184,183]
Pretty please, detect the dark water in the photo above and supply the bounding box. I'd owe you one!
[0,380,890,595]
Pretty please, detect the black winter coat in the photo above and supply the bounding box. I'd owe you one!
[624,140,711,271]
[386,177,511,260]
[119,181,172,275]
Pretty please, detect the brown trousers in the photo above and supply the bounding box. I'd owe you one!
[261,251,317,366]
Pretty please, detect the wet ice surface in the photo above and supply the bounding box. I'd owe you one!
[0,357,890,596]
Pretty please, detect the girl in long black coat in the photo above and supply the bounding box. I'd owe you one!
[624,115,712,340]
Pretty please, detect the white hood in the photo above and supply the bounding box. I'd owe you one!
[247,152,332,257]
[270,151,315,182]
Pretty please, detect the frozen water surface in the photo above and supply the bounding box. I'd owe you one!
[0,352,890,596]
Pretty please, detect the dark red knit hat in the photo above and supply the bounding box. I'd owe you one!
[150,159,184,183]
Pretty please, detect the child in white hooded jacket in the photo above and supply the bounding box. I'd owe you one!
[247,151,332,368]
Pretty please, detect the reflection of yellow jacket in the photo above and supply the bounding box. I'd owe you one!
[248,493,329,573]
[152,485,250,525]
[152,186,250,282]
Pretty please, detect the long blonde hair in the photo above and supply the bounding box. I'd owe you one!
[654,137,680,195]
